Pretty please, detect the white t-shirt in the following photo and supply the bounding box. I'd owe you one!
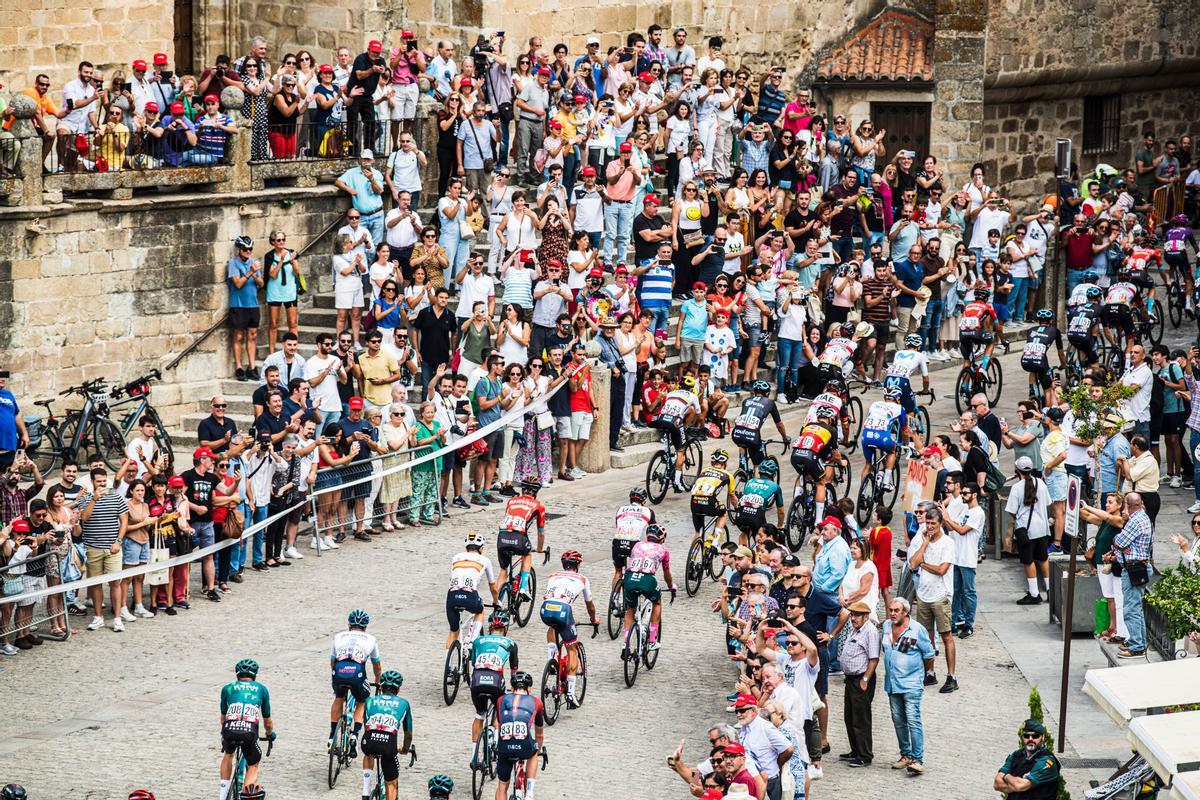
[1005,477,1051,540]
[338,224,373,259]
[912,533,955,602]
[457,271,496,320]
[368,260,395,302]
[723,231,745,274]
[775,287,807,341]
[840,560,880,615]
[567,250,591,291]
[1025,218,1055,271]
[61,78,96,132]
[305,353,343,413]
[384,209,421,250]
[570,185,605,233]
[1121,362,1153,422]
[1063,411,1092,467]
[386,149,422,193]
[125,436,158,479]
[665,115,691,154]
[949,504,985,568]
[968,207,1010,250]
[773,650,818,721]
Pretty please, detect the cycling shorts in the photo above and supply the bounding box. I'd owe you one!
[446,589,484,631]
[731,505,767,533]
[1101,303,1134,334]
[690,495,725,532]
[539,599,577,644]
[469,668,505,716]
[497,742,539,782]
[731,426,765,463]
[1067,334,1098,365]
[1025,367,1053,390]
[497,529,532,571]
[622,570,661,606]
[611,538,636,570]
[861,428,896,463]
[1126,270,1155,290]
[1165,251,1191,273]
[790,448,826,480]
[882,375,916,413]
[959,333,992,363]
[332,674,371,703]
[650,417,684,449]
[361,737,401,781]
[220,729,262,765]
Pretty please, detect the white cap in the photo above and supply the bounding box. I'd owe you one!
[360,149,375,160]
[586,35,600,45]
[1014,456,1034,471]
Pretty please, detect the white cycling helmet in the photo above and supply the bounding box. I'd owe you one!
[464,531,486,549]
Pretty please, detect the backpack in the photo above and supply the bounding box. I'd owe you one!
[983,457,1007,494]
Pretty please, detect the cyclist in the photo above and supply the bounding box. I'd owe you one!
[539,550,599,707]
[1164,214,1196,305]
[1126,232,1164,288]
[329,610,382,757]
[730,459,785,544]
[446,532,500,654]
[649,375,703,492]
[816,322,859,379]
[1067,269,1101,310]
[360,669,413,800]
[428,774,455,800]
[860,386,910,491]
[220,659,275,800]
[730,380,788,472]
[1101,270,1143,350]
[804,377,851,446]
[493,671,544,800]
[791,404,843,522]
[690,449,737,542]
[1021,308,1067,405]
[497,479,547,601]
[622,524,676,652]
[613,487,656,587]
[469,610,519,758]
[959,288,998,371]
[1067,287,1103,369]
[128,792,155,800]
[884,335,930,416]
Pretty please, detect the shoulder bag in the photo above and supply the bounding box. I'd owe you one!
[146,522,170,586]
[467,120,495,174]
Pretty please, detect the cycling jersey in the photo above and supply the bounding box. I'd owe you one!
[1165,225,1196,256]
[960,301,997,337]
[691,467,735,506]
[612,503,655,567]
[791,422,836,479]
[626,540,671,575]
[1126,246,1162,272]
[817,337,857,371]
[804,392,845,425]
[863,400,905,435]
[499,495,547,535]
[220,680,271,736]
[1020,325,1062,372]
[733,478,783,530]
[886,349,929,380]
[448,551,498,593]
[732,396,780,438]
[1104,282,1138,305]
[543,570,593,604]
[1067,303,1099,339]
[497,692,543,757]
[1068,282,1100,308]
[470,633,518,672]
[362,693,413,743]
[657,389,700,427]
[331,630,381,681]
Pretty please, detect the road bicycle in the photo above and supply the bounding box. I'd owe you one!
[108,369,174,471]
[684,514,731,596]
[229,735,273,800]
[622,583,673,688]
[496,548,548,629]
[443,603,498,706]
[954,343,1004,415]
[785,462,843,552]
[26,378,124,474]
[907,388,935,448]
[1027,367,1064,405]
[855,440,915,528]
[645,425,707,504]
[506,747,548,800]
[732,439,787,494]
[329,685,367,789]
[366,741,417,800]
[471,694,499,800]
[540,621,597,724]
[839,388,865,455]
[1166,267,1189,327]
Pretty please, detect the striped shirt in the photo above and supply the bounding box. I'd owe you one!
[861,276,894,322]
[639,262,675,309]
[1183,367,1200,433]
[1113,509,1152,563]
[77,491,129,549]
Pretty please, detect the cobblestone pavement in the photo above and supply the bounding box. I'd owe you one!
[0,337,1157,799]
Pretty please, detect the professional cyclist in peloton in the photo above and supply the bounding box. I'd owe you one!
[539,550,599,708]
[1021,308,1067,405]
[494,671,544,800]
[329,610,382,757]
[884,335,930,417]
[791,405,843,522]
[446,532,500,654]
[428,774,455,800]
[804,377,851,447]
[612,487,655,588]
[649,375,703,492]
[731,380,788,473]
[1067,269,1102,310]
[468,610,519,764]
[1101,269,1147,350]
[220,659,276,800]
[861,386,913,491]
[1067,287,1103,369]
[360,669,413,800]
[1126,232,1164,288]
[1164,214,1197,307]
[816,322,860,378]
[731,459,785,544]
[690,449,737,542]
[959,288,999,371]
[622,524,676,651]
[496,479,547,601]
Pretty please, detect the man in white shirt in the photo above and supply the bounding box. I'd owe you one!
[429,40,458,100]
[1022,203,1056,283]
[455,253,496,324]
[124,416,164,480]
[1120,344,1153,442]
[939,478,985,640]
[385,136,427,209]
[695,37,726,83]
[338,210,375,261]
[569,166,607,249]
[908,507,958,692]
[305,333,348,428]
[967,192,1011,255]
[384,191,422,274]
[761,662,805,727]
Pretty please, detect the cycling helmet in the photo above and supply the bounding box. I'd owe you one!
[681,375,697,390]
[882,386,903,403]
[1085,286,1103,301]
[711,447,730,465]
[1111,177,1127,190]
[1146,235,1160,248]
[973,288,991,302]
[1035,308,1055,323]
[380,669,405,690]
[240,786,265,800]
[645,524,666,543]
[520,479,542,495]
[127,792,155,800]
[561,549,583,568]
[904,334,922,348]
[1082,269,1099,282]
[488,609,510,631]
[235,658,260,678]
[629,487,648,504]
[815,405,839,423]
[511,670,534,689]
[1174,214,1190,225]
[757,459,778,479]
[347,609,371,628]
[751,380,771,395]
[233,235,254,250]
[825,377,847,394]
[838,322,855,338]
[428,774,456,798]
[464,531,486,549]
[2,787,26,800]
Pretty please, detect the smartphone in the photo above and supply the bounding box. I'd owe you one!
[765,618,784,629]
[122,82,132,92]
[160,70,174,81]
[64,98,74,111]
[497,30,505,37]
[407,40,417,51]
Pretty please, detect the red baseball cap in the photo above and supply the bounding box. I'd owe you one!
[619,141,633,152]
[643,194,660,205]
[203,94,219,104]
[154,52,169,65]
[921,445,942,457]
[726,692,757,711]
[700,791,723,800]
[587,266,604,278]
[714,309,730,319]
[638,71,654,83]
[581,166,597,177]
[144,101,159,113]
[348,397,365,410]
[132,60,148,71]
[368,40,383,53]
[460,77,473,87]
[170,101,185,114]
[614,264,628,274]
[401,29,415,38]
[10,519,30,533]
[548,119,562,129]
[573,93,587,104]
[318,63,334,74]
[538,67,552,77]
[722,742,747,756]
[546,259,563,268]
[692,281,707,291]
[168,475,185,488]
[819,515,843,529]
[193,447,215,460]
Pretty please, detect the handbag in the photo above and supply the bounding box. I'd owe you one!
[295,264,308,296]
[363,305,378,332]
[682,229,705,249]
[536,410,554,431]
[1125,560,1150,587]
[1,566,22,597]
[146,525,170,587]
[533,146,549,174]
[459,216,477,240]
[221,505,246,541]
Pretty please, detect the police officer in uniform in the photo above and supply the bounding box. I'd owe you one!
[993,719,1061,799]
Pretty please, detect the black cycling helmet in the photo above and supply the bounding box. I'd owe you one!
[520,479,542,496]
[428,774,455,798]
[752,380,771,395]
[1085,286,1103,301]
[235,658,259,679]
[511,670,534,689]
[825,377,847,395]
[240,786,265,800]
[974,288,991,302]
[1035,308,1055,323]
[2,786,26,800]
[629,487,648,504]
[233,235,254,250]
[757,459,779,479]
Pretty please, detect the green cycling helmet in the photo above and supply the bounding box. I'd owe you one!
[380,670,404,690]
[429,774,455,797]
[348,609,371,628]
[235,658,259,678]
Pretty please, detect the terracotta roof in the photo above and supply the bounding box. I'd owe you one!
[815,8,933,83]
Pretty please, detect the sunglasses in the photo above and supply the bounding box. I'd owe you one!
[272,237,286,243]
[1021,733,1043,740]
[391,411,403,416]
[530,363,544,368]
[217,462,230,468]
[212,403,228,408]
[348,215,361,220]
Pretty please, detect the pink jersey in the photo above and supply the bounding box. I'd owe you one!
[627,541,671,575]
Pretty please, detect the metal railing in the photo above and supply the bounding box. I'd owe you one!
[42,122,233,175]
[252,120,390,163]
[0,549,72,646]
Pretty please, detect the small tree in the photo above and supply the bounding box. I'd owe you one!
[1017,687,1072,800]
[1065,381,1137,498]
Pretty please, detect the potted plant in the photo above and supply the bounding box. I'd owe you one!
[1144,566,1200,659]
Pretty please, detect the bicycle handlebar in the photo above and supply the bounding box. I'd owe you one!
[540,747,549,769]
[261,736,275,757]
[529,547,551,566]
[110,369,163,399]
[60,378,107,397]
[577,620,601,639]
[914,388,937,402]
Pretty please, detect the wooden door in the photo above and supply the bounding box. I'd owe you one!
[870,102,932,159]
[173,0,194,75]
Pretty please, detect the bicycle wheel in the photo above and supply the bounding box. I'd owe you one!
[707,526,728,581]
[540,660,561,725]
[148,410,175,472]
[92,418,126,470]
[954,368,973,415]
[443,640,462,706]
[622,626,641,687]
[733,468,748,496]
[784,494,805,552]
[983,358,1004,407]
[58,411,83,459]
[514,567,536,628]
[644,618,661,670]
[328,720,345,788]
[231,754,246,800]
[881,460,901,510]
[844,397,863,454]
[681,440,703,490]
[576,641,588,705]
[855,472,876,528]
[471,745,487,800]
[684,537,704,597]
[28,426,61,476]
[913,406,930,448]
[1169,284,1184,327]
[607,579,624,639]
[1146,299,1164,345]
[645,452,669,505]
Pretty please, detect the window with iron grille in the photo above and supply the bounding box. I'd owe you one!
[1082,95,1120,155]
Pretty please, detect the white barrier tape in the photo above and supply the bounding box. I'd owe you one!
[0,362,583,607]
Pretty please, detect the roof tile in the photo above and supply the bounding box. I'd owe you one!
[816,8,933,83]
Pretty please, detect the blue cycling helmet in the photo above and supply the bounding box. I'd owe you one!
[1082,270,1099,282]
[752,380,771,394]
[429,775,455,798]
[380,670,404,690]
[235,658,259,678]
[757,459,779,479]
[883,386,903,403]
[1085,286,1102,301]
[2,786,27,800]
[348,609,370,628]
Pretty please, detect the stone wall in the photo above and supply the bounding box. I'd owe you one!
[0,187,347,426]
[929,0,984,179]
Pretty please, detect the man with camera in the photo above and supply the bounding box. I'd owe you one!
[0,452,42,527]
[197,55,239,99]
[386,31,426,141]
[344,40,389,153]
[473,32,513,168]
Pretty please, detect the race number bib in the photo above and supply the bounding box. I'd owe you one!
[366,713,399,734]
[475,652,504,671]
[499,721,529,740]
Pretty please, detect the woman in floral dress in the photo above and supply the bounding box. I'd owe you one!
[408,402,445,525]
[537,195,573,268]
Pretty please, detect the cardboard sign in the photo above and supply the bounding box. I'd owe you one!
[900,458,936,513]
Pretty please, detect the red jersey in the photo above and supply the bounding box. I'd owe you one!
[959,301,996,334]
[500,495,547,533]
[1126,247,1161,272]
[569,365,593,413]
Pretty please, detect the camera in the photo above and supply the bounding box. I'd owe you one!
[451,424,466,436]
[472,35,495,55]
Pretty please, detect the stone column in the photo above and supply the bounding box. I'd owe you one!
[577,348,611,474]
[929,0,986,189]
[413,91,440,202]
[7,94,43,208]
[221,86,251,193]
